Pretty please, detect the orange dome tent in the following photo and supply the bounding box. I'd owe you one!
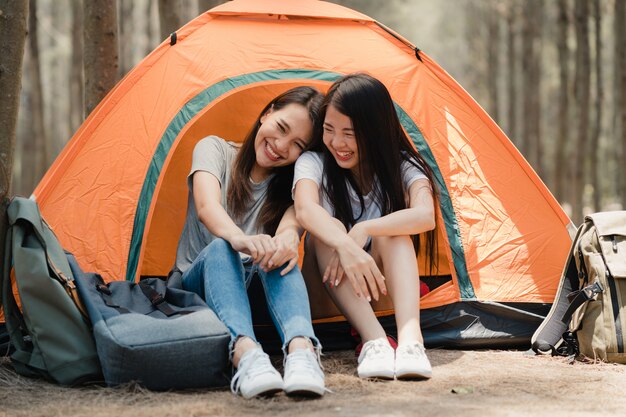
[30,0,572,348]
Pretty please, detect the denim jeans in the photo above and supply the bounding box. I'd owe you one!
[182,238,319,354]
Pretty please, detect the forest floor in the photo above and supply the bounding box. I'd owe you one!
[1,349,625,417]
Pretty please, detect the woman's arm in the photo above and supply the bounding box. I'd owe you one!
[294,178,386,301]
[193,171,276,263]
[349,179,435,242]
[294,179,350,250]
[264,206,301,275]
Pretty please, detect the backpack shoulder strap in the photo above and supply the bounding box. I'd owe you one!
[1,204,47,377]
[531,222,588,354]
[137,281,193,317]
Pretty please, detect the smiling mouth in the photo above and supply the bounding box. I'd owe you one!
[335,150,354,162]
[264,141,281,161]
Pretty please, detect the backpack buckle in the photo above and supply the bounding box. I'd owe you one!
[150,293,165,306]
[96,284,112,295]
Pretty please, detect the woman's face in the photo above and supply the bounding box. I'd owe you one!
[254,103,312,171]
[322,104,359,172]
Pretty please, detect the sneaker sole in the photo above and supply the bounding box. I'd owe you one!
[241,384,284,399]
[285,384,325,397]
[357,370,395,380]
[395,370,432,380]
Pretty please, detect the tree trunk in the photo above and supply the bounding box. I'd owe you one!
[521,0,543,177]
[572,0,590,223]
[118,0,134,78]
[0,0,29,275]
[25,0,48,189]
[554,0,570,204]
[590,0,602,211]
[158,0,185,41]
[464,0,488,132]
[198,0,225,13]
[148,0,160,49]
[487,1,500,124]
[84,0,119,118]
[130,0,154,69]
[70,0,84,134]
[48,1,70,167]
[506,1,517,142]
[618,0,626,208]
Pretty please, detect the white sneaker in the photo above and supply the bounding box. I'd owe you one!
[357,338,395,379]
[230,348,284,398]
[395,342,432,379]
[283,349,326,397]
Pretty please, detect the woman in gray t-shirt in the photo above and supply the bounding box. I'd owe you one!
[177,87,325,398]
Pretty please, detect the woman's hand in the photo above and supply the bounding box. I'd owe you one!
[326,224,387,301]
[323,222,369,288]
[229,234,276,264]
[263,229,300,276]
[324,222,371,286]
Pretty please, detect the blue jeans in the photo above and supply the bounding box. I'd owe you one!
[182,238,319,355]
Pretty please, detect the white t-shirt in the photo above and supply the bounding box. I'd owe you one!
[292,151,427,224]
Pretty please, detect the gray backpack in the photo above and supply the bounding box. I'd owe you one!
[69,255,230,390]
[532,212,626,362]
[1,197,102,384]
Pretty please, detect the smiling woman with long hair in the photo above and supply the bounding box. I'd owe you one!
[294,74,438,380]
[175,86,326,398]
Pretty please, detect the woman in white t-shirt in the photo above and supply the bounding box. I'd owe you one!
[178,87,326,398]
[293,74,438,380]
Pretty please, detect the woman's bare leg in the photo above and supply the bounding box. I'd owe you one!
[372,235,423,345]
[305,232,386,343]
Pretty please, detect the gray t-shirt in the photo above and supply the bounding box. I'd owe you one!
[175,136,272,273]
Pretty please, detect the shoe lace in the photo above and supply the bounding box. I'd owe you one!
[359,339,393,363]
[400,342,425,357]
[285,350,323,378]
[285,349,332,393]
[230,349,276,395]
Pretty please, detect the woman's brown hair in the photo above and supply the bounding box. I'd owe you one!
[227,86,324,235]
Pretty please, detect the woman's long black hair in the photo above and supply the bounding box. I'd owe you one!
[227,86,323,235]
[314,73,439,273]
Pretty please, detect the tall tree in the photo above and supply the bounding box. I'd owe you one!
[130,0,157,70]
[506,1,518,141]
[0,0,29,272]
[553,0,571,203]
[70,0,84,134]
[572,0,590,223]
[487,1,501,124]
[47,0,71,163]
[617,0,626,208]
[25,0,48,189]
[118,0,134,78]
[198,0,225,12]
[84,0,119,117]
[158,0,185,41]
[521,0,543,176]
[464,0,489,125]
[148,0,161,48]
[590,0,602,211]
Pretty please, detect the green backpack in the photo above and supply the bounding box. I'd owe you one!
[532,212,626,362]
[1,197,102,384]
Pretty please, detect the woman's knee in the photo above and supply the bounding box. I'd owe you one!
[207,237,233,253]
[372,235,414,255]
[310,219,345,253]
[331,218,347,232]
[196,238,236,262]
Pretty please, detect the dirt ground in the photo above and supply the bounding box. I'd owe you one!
[1,349,625,417]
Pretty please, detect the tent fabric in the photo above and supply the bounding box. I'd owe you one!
[31,0,573,345]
